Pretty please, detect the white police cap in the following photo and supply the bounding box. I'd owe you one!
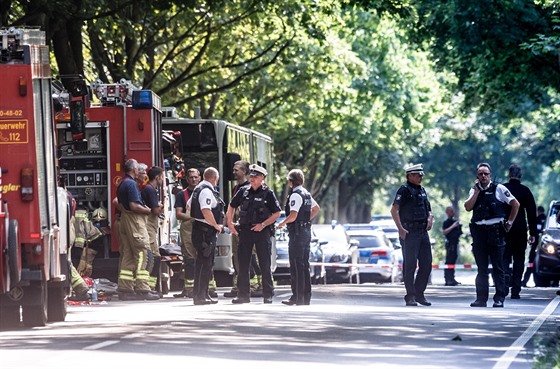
[249,164,268,177]
[405,163,424,175]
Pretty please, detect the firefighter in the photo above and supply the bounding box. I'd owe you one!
[65,188,90,301]
[226,164,281,304]
[116,159,159,301]
[73,208,104,277]
[141,166,165,294]
[188,167,225,305]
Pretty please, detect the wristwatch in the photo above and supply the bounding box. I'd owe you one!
[506,220,513,226]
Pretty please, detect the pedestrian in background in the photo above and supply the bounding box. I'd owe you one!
[464,162,519,308]
[188,167,225,305]
[502,164,537,299]
[522,205,547,287]
[442,206,462,286]
[226,164,281,304]
[390,163,434,307]
[277,169,321,306]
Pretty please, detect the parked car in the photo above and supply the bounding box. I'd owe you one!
[273,227,326,285]
[346,228,399,283]
[368,219,404,281]
[534,200,560,287]
[312,224,359,283]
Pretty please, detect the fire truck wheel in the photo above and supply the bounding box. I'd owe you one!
[22,283,48,327]
[47,286,68,322]
[8,219,21,287]
[0,306,20,328]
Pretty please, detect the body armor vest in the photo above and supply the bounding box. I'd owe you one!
[191,183,225,224]
[238,185,272,225]
[399,184,429,224]
[471,183,506,223]
[285,188,312,222]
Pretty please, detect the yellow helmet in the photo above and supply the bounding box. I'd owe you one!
[92,207,108,221]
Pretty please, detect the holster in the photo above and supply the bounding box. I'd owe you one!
[201,225,218,258]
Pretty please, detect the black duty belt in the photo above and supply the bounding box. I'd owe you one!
[403,222,427,230]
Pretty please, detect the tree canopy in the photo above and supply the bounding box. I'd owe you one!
[2,0,559,223]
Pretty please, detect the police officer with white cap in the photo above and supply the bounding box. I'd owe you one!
[226,164,281,304]
[390,163,434,307]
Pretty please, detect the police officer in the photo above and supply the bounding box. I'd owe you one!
[188,167,225,305]
[141,166,165,294]
[116,159,159,301]
[464,162,519,308]
[226,164,281,304]
[442,206,462,286]
[277,169,320,306]
[390,163,434,307]
[224,160,250,298]
[502,164,537,299]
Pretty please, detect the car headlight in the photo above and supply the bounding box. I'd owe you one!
[330,253,349,263]
[542,242,558,255]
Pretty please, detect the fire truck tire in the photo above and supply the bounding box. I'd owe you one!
[0,306,20,328]
[47,286,67,322]
[7,219,21,287]
[22,283,48,327]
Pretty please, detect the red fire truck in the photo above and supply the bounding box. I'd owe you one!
[0,27,70,327]
[55,74,165,283]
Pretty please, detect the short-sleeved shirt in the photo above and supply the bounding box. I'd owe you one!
[442,218,462,244]
[288,185,317,213]
[229,184,281,223]
[117,174,143,211]
[468,181,517,225]
[141,183,159,210]
[187,180,218,211]
[174,188,194,214]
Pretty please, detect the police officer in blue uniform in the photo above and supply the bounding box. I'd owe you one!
[277,169,320,306]
[391,163,434,307]
[226,164,281,304]
[464,162,519,308]
[188,167,225,305]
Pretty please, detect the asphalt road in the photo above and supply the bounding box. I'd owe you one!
[0,270,558,369]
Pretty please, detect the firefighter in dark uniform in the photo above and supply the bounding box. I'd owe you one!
[226,164,281,304]
[464,162,519,308]
[502,164,537,299]
[391,163,434,307]
[187,167,225,305]
[277,169,320,305]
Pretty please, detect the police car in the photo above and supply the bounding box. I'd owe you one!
[534,200,560,287]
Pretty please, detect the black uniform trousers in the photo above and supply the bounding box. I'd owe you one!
[504,229,528,296]
[444,239,459,283]
[400,229,432,301]
[192,221,218,301]
[237,227,274,299]
[288,226,312,304]
[470,223,507,303]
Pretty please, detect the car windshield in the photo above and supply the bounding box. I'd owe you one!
[351,235,384,249]
[548,205,560,229]
[313,225,349,246]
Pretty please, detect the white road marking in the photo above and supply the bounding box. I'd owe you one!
[493,295,560,369]
[83,340,120,350]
